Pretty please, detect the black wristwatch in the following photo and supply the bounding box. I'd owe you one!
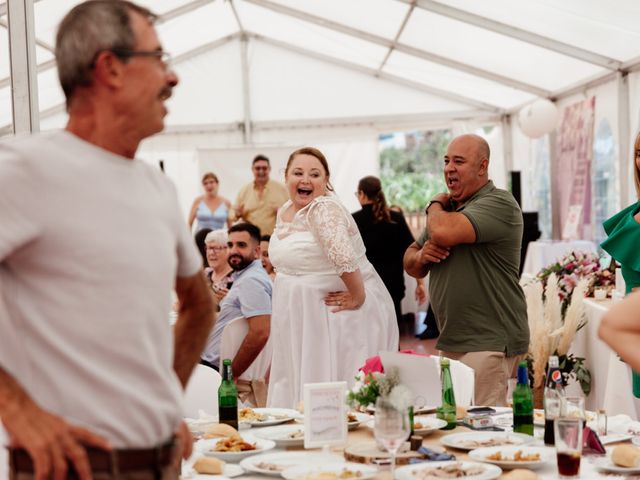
[426,200,446,213]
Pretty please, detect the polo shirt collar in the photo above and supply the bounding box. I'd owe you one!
[453,180,494,211]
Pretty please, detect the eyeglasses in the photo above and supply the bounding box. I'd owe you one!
[110,48,172,70]
[206,246,228,253]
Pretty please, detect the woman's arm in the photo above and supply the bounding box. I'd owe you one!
[187,196,201,228]
[325,270,366,312]
[225,199,233,228]
[598,290,640,371]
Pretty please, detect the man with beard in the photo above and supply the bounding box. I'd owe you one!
[201,223,272,381]
[403,134,528,406]
[0,1,214,478]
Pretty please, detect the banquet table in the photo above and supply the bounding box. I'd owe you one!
[566,298,640,420]
[521,240,598,279]
[193,420,636,480]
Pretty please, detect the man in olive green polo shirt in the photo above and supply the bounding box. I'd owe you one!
[404,134,529,406]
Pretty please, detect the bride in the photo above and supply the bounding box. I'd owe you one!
[267,147,399,408]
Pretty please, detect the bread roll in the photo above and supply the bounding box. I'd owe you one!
[203,423,241,440]
[193,456,225,474]
[501,469,538,480]
[612,444,640,468]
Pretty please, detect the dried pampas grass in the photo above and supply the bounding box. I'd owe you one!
[525,274,587,389]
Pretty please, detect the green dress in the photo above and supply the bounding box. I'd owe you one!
[601,201,640,397]
[601,202,640,294]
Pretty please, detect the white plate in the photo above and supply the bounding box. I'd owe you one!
[440,432,534,451]
[394,460,501,480]
[468,446,554,470]
[366,404,437,415]
[282,462,378,480]
[239,408,302,427]
[595,457,640,474]
[347,412,371,430]
[252,424,305,447]
[240,451,344,477]
[188,463,245,479]
[198,436,276,462]
[602,433,634,445]
[412,416,448,436]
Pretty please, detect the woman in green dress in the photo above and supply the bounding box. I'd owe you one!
[600,131,640,397]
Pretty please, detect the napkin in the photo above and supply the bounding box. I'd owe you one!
[583,427,606,454]
[408,446,456,463]
[606,414,640,435]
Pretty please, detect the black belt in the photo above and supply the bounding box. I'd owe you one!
[9,440,175,476]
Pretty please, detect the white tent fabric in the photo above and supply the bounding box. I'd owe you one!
[3,0,640,216]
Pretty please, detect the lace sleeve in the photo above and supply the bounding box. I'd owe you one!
[307,197,359,275]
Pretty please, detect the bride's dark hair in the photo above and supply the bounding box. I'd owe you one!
[285,147,334,192]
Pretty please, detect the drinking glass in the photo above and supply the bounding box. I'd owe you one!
[374,397,411,479]
[564,396,586,426]
[554,417,583,478]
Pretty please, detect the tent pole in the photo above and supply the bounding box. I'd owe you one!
[7,0,39,134]
[240,33,252,145]
[617,72,631,208]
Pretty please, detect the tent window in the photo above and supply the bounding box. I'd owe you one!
[592,119,617,244]
[533,137,551,240]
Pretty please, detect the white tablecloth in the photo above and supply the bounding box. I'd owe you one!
[566,298,640,420]
[522,240,599,278]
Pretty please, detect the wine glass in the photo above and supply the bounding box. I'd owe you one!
[374,397,411,479]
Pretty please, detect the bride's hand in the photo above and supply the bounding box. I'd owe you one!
[324,291,363,312]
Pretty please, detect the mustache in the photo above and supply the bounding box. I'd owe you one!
[159,86,173,101]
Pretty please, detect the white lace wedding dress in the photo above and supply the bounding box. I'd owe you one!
[267,195,399,408]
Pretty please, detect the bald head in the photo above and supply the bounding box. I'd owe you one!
[444,134,490,202]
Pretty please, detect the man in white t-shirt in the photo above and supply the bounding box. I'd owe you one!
[0,2,215,480]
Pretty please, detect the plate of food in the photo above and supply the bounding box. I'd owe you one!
[198,435,275,462]
[347,412,371,431]
[240,452,344,477]
[468,446,554,470]
[238,407,302,427]
[394,460,501,480]
[532,408,597,427]
[281,462,378,480]
[412,416,448,436]
[252,424,305,447]
[440,432,534,451]
[187,456,245,478]
[595,445,640,474]
[366,404,437,415]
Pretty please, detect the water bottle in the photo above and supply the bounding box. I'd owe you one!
[436,357,457,430]
[513,361,534,436]
[218,359,238,429]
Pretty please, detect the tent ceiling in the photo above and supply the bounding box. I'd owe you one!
[3,0,640,136]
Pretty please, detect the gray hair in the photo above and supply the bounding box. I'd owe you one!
[205,229,229,246]
[55,0,156,107]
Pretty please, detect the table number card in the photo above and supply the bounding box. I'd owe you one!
[303,381,347,449]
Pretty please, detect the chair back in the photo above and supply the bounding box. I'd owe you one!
[219,316,271,380]
[183,363,222,418]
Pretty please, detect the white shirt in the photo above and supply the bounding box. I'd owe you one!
[0,131,201,447]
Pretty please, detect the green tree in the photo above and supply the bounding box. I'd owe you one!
[380,129,451,213]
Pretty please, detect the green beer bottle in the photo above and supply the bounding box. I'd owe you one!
[436,357,457,430]
[218,359,238,429]
[512,361,534,435]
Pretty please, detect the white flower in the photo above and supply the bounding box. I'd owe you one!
[386,384,413,411]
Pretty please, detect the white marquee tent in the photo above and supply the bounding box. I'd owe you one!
[3,0,640,230]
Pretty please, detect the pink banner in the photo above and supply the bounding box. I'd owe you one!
[554,97,595,240]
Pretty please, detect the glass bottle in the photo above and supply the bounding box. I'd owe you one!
[436,357,457,430]
[512,361,534,436]
[218,359,238,429]
[544,355,565,445]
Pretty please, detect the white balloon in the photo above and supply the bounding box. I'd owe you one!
[518,99,558,138]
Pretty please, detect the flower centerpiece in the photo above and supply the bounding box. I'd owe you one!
[347,367,412,411]
[524,273,592,407]
[536,250,615,313]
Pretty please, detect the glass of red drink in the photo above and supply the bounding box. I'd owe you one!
[554,417,583,478]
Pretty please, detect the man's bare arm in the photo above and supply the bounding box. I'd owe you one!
[173,272,216,387]
[403,241,450,279]
[230,314,270,378]
[426,198,476,248]
[0,367,111,480]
